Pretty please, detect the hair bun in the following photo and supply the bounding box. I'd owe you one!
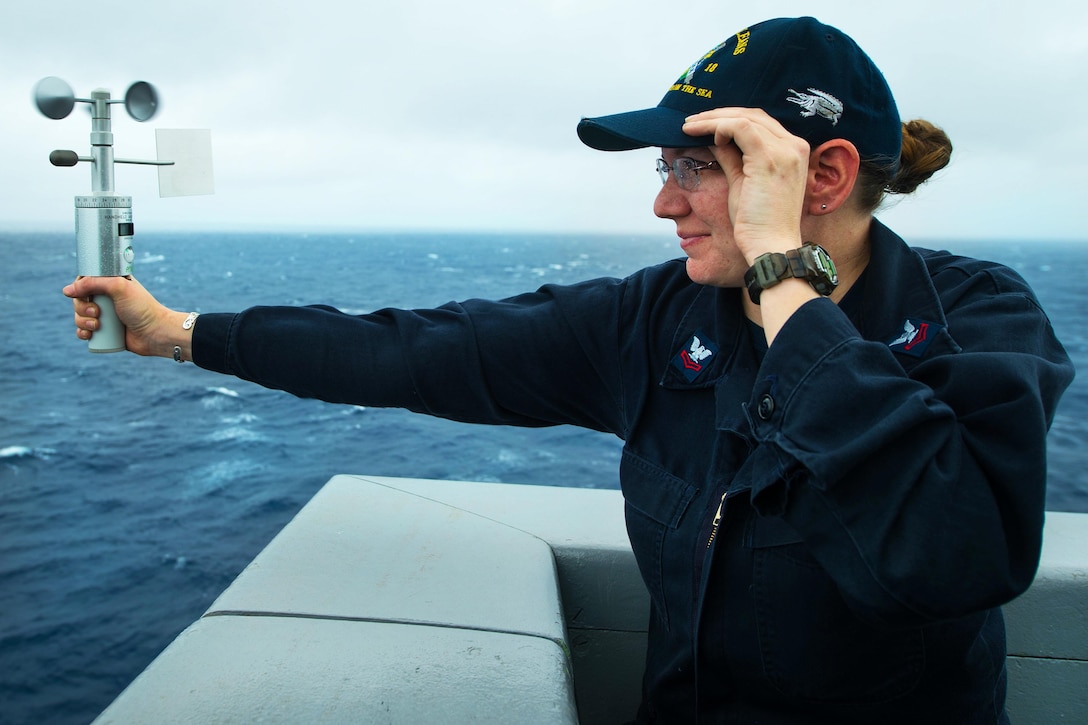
[886,120,953,195]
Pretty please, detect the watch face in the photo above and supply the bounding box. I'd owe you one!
[800,243,839,296]
[812,245,839,286]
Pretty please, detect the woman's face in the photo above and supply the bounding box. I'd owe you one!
[653,146,747,288]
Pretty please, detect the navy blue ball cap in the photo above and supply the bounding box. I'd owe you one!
[577,17,902,168]
[577,106,710,151]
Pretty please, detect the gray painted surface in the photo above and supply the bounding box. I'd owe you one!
[95,476,1088,724]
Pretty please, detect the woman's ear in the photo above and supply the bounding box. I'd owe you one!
[807,139,861,215]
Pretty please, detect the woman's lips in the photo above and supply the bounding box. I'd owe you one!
[679,233,708,252]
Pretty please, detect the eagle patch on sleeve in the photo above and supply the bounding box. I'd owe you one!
[887,318,943,357]
[672,332,719,382]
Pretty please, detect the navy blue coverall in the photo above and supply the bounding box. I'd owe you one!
[193,220,1074,723]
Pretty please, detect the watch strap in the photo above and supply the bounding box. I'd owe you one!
[744,252,789,304]
[744,243,838,304]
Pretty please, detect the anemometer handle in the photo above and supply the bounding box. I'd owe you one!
[76,195,135,353]
[88,296,126,354]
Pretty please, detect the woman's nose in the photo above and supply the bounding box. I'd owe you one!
[653,176,690,220]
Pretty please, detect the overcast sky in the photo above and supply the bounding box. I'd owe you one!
[5,1,1087,241]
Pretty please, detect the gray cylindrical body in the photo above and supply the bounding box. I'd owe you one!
[75,195,134,276]
[74,195,133,353]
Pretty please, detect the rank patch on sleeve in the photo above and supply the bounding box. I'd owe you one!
[672,331,719,382]
[887,318,942,358]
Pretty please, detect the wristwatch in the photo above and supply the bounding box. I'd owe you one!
[744,242,839,304]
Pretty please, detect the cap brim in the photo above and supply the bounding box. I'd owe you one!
[577,106,714,151]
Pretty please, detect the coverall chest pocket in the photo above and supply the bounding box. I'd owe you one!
[748,516,926,704]
[620,450,698,631]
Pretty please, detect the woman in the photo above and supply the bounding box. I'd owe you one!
[66,17,1073,723]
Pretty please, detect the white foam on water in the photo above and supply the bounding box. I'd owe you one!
[0,446,33,459]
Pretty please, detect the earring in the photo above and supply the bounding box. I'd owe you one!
[820,204,828,210]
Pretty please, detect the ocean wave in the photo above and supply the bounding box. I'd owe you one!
[207,425,267,443]
[161,386,244,407]
[200,386,243,411]
[207,412,264,443]
[331,405,368,417]
[183,457,267,499]
[161,554,189,570]
[0,446,57,461]
[222,413,260,424]
[0,446,33,459]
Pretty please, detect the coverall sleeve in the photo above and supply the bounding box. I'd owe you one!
[742,263,1074,626]
[190,276,631,436]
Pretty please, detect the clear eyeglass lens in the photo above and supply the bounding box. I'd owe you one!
[656,158,701,190]
[656,158,670,185]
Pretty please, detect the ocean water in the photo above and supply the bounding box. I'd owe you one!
[1,230,1086,724]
